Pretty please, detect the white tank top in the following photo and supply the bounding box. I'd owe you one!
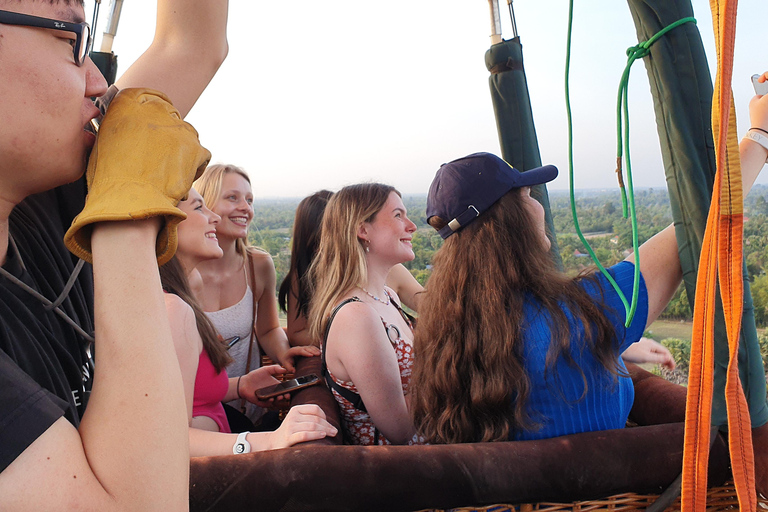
[205,276,264,423]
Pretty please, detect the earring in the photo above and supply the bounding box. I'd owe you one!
[365,245,370,253]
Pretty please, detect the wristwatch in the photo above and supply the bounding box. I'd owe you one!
[233,431,251,454]
[745,129,768,162]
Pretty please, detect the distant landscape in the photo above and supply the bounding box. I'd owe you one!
[251,185,768,376]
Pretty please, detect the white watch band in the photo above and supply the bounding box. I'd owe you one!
[745,129,768,162]
[233,431,251,454]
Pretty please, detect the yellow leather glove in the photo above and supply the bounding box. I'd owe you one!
[64,88,211,265]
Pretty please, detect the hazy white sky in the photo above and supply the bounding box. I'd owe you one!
[89,1,767,197]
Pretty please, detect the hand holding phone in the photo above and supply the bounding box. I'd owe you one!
[752,74,768,96]
[255,374,321,400]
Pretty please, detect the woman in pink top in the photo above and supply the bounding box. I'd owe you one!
[161,188,336,456]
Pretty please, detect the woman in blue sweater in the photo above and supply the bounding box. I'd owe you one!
[411,142,767,445]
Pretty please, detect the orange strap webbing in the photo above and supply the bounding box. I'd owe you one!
[681,0,756,510]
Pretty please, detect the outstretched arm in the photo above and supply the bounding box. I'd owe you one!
[628,81,768,327]
[254,254,319,372]
[188,404,337,457]
[115,0,229,117]
[621,337,675,370]
[386,264,424,312]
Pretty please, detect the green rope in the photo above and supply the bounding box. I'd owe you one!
[565,2,695,327]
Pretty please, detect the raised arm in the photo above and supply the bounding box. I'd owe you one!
[628,82,768,327]
[115,0,229,117]
[2,220,190,512]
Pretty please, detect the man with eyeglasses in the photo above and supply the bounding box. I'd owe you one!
[0,1,228,510]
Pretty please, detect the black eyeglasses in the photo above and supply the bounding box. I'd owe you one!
[0,9,92,66]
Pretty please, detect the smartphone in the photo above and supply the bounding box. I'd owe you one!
[752,74,768,96]
[224,336,241,349]
[255,374,320,400]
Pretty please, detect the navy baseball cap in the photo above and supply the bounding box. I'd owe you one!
[426,152,558,239]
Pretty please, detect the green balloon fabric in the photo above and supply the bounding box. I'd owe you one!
[626,0,767,427]
[485,37,563,270]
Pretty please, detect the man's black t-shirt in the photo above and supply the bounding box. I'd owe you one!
[0,179,95,472]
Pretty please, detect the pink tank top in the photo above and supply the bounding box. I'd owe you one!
[192,349,231,433]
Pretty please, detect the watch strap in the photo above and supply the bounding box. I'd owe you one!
[233,431,252,454]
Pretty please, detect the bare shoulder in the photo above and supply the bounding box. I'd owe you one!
[163,294,198,344]
[328,300,382,338]
[326,300,395,381]
[163,293,193,320]
[247,248,275,272]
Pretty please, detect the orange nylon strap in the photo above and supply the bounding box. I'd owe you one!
[681,0,756,509]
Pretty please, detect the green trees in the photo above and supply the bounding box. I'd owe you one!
[250,185,768,328]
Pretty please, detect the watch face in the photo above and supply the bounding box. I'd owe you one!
[234,443,247,454]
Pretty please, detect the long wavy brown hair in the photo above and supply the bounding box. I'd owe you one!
[278,190,334,322]
[159,256,232,372]
[307,183,397,342]
[410,189,621,444]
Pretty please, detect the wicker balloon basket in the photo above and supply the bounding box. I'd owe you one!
[423,482,768,511]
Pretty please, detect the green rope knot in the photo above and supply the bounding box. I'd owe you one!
[565,5,696,327]
[626,43,650,60]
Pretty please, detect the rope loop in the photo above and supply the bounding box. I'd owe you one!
[565,4,695,327]
[626,17,696,63]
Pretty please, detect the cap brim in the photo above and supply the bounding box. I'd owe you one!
[514,164,558,188]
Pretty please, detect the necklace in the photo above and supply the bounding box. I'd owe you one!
[361,287,390,306]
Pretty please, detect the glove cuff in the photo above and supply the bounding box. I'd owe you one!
[64,181,188,264]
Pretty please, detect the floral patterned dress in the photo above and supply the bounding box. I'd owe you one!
[326,318,416,445]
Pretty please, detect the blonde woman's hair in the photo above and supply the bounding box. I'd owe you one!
[193,164,253,260]
[307,183,398,341]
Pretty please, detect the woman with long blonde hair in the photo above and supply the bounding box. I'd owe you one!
[308,183,419,445]
[193,164,318,426]
[279,190,424,347]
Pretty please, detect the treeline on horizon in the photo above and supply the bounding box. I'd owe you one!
[249,185,768,326]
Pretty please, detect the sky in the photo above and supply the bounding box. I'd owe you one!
[86,0,767,198]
